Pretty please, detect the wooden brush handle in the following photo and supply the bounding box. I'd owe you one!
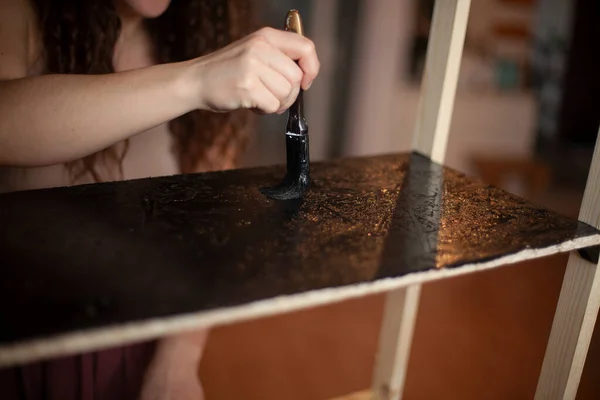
[284,10,305,116]
[285,9,304,36]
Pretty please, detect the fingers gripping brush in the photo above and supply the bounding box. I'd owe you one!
[261,10,310,201]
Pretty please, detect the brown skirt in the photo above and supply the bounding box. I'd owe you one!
[0,341,156,400]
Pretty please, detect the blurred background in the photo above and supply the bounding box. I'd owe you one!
[242,0,599,208]
[201,0,600,399]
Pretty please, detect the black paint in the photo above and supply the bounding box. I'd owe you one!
[0,152,598,347]
[261,90,310,200]
[260,133,310,200]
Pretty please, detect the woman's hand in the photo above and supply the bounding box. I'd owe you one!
[190,27,320,115]
[0,24,319,167]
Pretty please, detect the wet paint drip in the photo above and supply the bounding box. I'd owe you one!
[260,132,310,200]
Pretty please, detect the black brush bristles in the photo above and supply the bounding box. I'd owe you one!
[260,131,310,200]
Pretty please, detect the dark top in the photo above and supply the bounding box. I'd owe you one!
[0,341,155,400]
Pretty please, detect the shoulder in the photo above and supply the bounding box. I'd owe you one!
[0,0,39,80]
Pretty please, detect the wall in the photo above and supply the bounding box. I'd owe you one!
[342,0,536,177]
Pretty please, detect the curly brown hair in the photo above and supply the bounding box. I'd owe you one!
[30,0,256,182]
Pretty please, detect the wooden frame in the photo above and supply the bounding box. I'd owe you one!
[535,130,600,399]
[372,1,471,399]
[336,0,600,398]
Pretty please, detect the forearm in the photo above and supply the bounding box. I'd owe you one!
[0,60,196,167]
[139,332,208,400]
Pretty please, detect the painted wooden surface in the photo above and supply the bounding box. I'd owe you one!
[535,131,600,399]
[0,152,599,368]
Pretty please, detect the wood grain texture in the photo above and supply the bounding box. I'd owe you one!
[536,131,600,400]
[0,152,598,368]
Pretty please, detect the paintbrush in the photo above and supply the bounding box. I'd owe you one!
[260,9,310,201]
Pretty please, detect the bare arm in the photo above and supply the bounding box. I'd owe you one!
[0,64,196,167]
[139,331,209,400]
[0,0,319,167]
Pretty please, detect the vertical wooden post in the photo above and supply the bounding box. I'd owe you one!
[371,1,471,399]
[535,129,600,400]
[372,285,422,400]
[411,0,471,165]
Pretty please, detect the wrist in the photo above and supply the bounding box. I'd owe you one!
[171,59,203,113]
[154,332,206,366]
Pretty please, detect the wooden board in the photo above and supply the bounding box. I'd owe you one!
[0,152,599,368]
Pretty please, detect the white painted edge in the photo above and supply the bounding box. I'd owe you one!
[1,234,599,368]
